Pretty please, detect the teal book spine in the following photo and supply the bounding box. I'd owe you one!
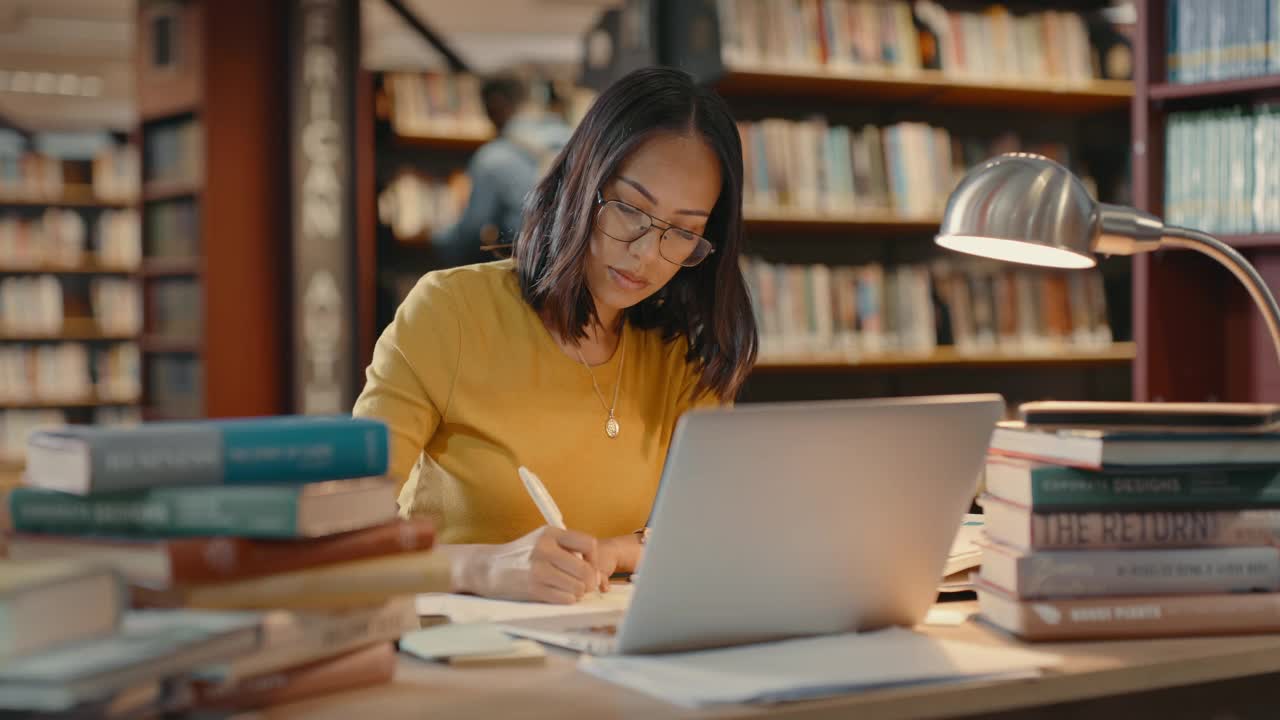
[1027,465,1280,510]
[7,486,309,538]
[35,416,388,493]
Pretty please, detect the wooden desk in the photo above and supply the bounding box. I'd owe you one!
[256,602,1280,720]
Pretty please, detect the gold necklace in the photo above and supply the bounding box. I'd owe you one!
[573,328,626,439]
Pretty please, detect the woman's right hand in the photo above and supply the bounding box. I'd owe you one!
[456,526,603,603]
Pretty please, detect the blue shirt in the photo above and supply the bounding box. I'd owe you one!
[433,113,573,266]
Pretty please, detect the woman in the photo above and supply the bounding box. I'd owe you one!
[353,67,757,604]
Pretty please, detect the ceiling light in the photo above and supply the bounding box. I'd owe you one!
[34,72,56,94]
[58,74,79,95]
[80,76,103,97]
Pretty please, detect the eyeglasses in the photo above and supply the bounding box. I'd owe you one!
[594,192,715,268]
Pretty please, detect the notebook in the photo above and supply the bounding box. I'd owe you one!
[578,626,1059,708]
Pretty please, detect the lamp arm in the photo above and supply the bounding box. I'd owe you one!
[1159,226,1280,367]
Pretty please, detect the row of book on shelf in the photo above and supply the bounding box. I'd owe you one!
[0,276,142,337]
[741,256,1113,361]
[973,401,1280,641]
[150,354,203,420]
[145,198,199,259]
[0,343,140,406]
[0,416,444,714]
[144,119,204,188]
[0,128,138,204]
[378,170,471,242]
[1165,104,1280,235]
[715,0,1104,83]
[0,208,141,269]
[384,72,494,140]
[149,278,201,341]
[1166,0,1280,84]
[738,119,1097,220]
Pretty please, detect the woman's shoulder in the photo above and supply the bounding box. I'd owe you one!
[407,259,520,309]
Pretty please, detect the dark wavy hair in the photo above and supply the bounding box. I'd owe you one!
[513,67,757,401]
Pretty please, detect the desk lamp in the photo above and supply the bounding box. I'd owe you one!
[935,152,1280,368]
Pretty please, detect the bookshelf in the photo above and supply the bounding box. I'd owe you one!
[1131,0,1280,402]
[714,68,1133,113]
[0,124,143,469]
[662,0,1137,403]
[367,70,499,332]
[742,210,943,233]
[392,132,494,152]
[753,342,1137,373]
[365,1,1136,405]
[133,0,288,420]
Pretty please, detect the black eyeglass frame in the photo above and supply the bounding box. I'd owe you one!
[593,191,716,268]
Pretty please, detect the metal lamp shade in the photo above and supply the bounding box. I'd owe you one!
[935,153,1098,269]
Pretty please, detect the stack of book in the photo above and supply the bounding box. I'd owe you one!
[742,256,1112,362]
[975,402,1280,641]
[0,557,260,717]
[2,415,448,714]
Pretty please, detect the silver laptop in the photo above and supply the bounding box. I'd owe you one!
[500,393,1004,655]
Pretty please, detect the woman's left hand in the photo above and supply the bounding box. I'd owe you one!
[588,534,645,592]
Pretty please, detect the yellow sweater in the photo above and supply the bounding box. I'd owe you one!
[352,260,721,545]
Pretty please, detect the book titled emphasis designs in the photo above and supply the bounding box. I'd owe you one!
[25,416,389,495]
[985,460,1280,511]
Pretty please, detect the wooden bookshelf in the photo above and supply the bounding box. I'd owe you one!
[0,261,138,275]
[1148,75,1280,103]
[1218,234,1280,250]
[134,0,288,419]
[753,343,1136,373]
[140,257,202,277]
[0,329,136,343]
[1132,0,1280,402]
[140,335,202,354]
[0,189,134,210]
[714,67,1134,113]
[743,209,942,233]
[142,181,201,203]
[0,397,138,410]
[393,131,493,152]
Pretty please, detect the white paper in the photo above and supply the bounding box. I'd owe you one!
[578,626,1058,708]
[416,583,634,623]
[399,623,523,661]
[921,608,971,626]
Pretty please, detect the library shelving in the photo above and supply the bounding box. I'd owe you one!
[713,67,1133,113]
[0,262,137,275]
[0,192,132,210]
[675,0,1136,403]
[391,132,493,152]
[742,210,943,234]
[133,0,288,420]
[0,124,144,472]
[368,1,1137,405]
[753,342,1137,373]
[1131,0,1280,402]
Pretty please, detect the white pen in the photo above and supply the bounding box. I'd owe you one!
[517,465,603,596]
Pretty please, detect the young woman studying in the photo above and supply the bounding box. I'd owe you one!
[352,67,758,604]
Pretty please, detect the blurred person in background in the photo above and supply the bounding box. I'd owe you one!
[431,70,572,266]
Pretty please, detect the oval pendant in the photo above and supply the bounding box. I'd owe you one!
[605,416,620,439]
